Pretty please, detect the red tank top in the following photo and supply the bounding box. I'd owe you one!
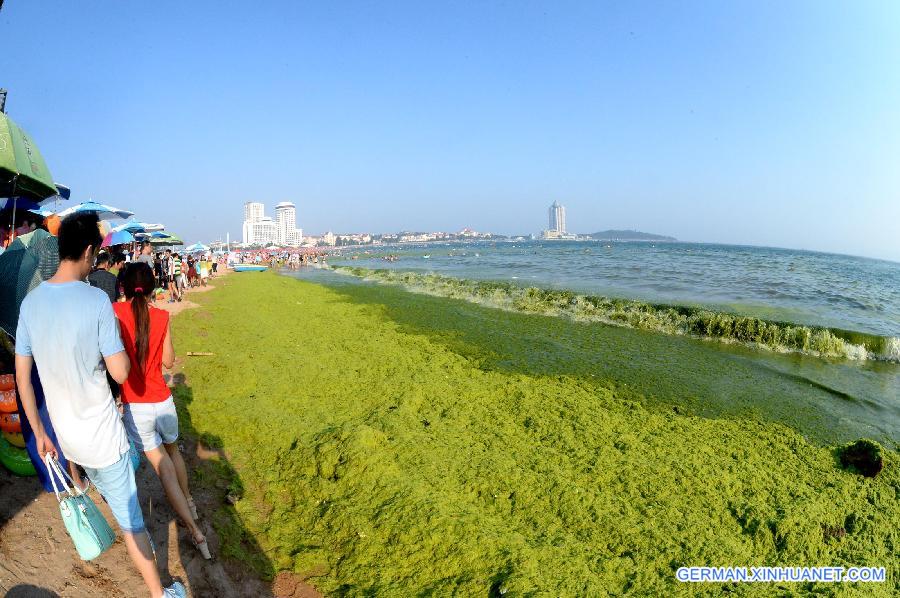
[113,301,171,403]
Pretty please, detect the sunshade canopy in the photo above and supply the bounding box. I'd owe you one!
[102,229,135,247]
[57,201,133,220]
[113,219,165,233]
[149,233,183,246]
[0,112,57,201]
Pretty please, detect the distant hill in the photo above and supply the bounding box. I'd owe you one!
[587,229,676,241]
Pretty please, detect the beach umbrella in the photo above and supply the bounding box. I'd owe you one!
[102,229,135,248]
[57,201,133,220]
[0,112,57,202]
[53,184,71,201]
[0,197,41,214]
[0,229,59,337]
[149,233,183,246]
[113,219,164,233]
[27,207,55,218]
[184,242,209,253]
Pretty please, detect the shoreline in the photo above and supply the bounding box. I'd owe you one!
[330,266,900,363]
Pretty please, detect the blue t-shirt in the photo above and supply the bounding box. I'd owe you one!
[15,281,129,468]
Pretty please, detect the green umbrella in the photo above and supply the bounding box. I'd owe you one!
[149,233,183,246]
[0,112,56,201]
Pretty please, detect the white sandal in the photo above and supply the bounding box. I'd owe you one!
[192,534,212,560]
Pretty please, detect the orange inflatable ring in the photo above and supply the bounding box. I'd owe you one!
[0,412,21,434]
[0,389,17,413]
[2,430,25,448]
[0,374,14,391]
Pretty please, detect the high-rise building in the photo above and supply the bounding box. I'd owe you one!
[549,201,566,234]
[275,202,303,247]
[244,202,264,224]
[242,200,304,246]
[250,216,278,246]
[242,201,265,245]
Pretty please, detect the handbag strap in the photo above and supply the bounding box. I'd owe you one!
[44,454,82,502]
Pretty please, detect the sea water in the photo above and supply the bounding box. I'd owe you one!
[334,241,900,339]
[288,241,900,446]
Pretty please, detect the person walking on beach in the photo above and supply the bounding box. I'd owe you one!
[136,241,154,267]
[14,213,186,598]
[172,253,183,302]
[87,251,119,302]
[164,249,178,303]
[114,262,211,560]
[154,252,165,288]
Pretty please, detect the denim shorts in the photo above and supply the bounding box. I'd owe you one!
[122,397,179,452]
[82,451,145,534]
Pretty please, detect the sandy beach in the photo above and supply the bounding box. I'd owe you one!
[0,272,318,598]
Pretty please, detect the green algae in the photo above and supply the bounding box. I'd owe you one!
[333,266,900,363]
[173,272,899,596]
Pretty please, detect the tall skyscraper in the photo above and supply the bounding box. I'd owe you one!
[549,201,566,234]
[242,201,265,245]
[244,202,264,224]
[275,202,301,246]
[242,200,304,246]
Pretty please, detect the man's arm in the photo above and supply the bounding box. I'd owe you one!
[104,350,131,384]
[15,354,55,458]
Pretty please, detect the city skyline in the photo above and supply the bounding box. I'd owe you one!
[242,201,303,247]
[3,2,900,261]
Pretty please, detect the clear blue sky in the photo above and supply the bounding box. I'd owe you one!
[2,1,899,260]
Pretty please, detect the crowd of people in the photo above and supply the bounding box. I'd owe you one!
[232,248,329,270]
[14,214,212,598]
[86,241,221,304]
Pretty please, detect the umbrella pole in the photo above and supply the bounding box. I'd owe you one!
[9,176,17,241]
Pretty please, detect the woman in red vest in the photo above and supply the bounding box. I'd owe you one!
[114,262,211,560]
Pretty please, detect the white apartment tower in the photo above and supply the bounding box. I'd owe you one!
[251,216,278,246]
[244,202,264,224]
[549,201,566,234]
[242,201,265,245]
[242,200,303,246]
[275,202,303,247]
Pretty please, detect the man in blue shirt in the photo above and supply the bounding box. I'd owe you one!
[15,213,185,598]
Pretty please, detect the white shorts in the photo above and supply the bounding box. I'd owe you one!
[122,397,179,452]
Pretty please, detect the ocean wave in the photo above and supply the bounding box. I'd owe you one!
[332,266,900,363]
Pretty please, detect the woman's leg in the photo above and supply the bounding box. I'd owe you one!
[143,446,204,544]
[67,460,89,492]
[163,442,193,505]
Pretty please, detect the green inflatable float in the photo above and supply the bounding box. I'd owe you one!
[0,434,37,476]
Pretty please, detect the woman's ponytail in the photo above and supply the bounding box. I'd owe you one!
[121,262,156,368]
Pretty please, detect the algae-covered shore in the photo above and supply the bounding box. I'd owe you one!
[173,271,899,595]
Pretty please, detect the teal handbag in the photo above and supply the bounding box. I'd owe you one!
[45,454,116,561]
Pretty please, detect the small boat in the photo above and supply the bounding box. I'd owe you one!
[233,265,268,272]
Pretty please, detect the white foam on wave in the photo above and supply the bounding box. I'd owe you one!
[880,337,900,362]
